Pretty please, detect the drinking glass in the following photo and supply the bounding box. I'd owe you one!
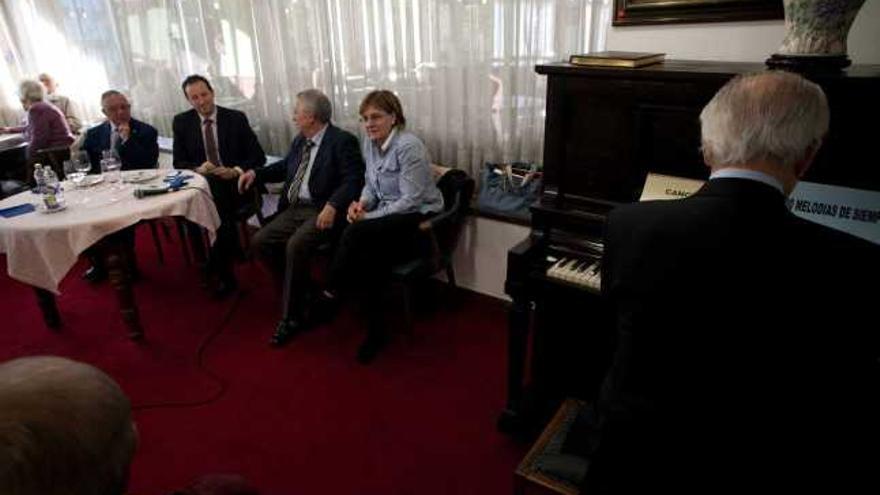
[63,159,85,187]
[101,149,122,188]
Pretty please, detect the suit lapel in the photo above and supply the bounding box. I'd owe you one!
[310,126,332,179]
[100,122,112,150]
[216,106,230,165]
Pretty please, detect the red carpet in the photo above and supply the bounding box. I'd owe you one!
[0,222,525,494]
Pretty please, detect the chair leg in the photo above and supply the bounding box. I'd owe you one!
[445,265,457,289]
[175,218,192,266]
[399,282,414,336]
[148,220,165,264]
[239,220,251,260]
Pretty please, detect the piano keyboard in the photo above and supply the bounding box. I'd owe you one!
[545,256,601,292]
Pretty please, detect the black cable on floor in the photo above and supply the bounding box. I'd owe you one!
[132,290,243,411]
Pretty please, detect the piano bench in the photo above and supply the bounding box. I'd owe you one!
[514,399,587,495]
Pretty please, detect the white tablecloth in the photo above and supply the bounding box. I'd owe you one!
[0,170,220,293]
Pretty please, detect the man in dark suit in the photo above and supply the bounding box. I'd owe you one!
[578,71,878,493]
[173,74,266,297]
[80,90,159,282]
[239,89,364,347]
[83,90,159,173]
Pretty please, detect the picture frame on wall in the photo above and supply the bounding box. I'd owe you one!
[613,0,784,26]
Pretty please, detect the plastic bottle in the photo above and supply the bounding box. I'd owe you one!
[33,163,46,194]
[42,166,63,209]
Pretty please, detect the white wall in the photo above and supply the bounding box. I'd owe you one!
[451,1,880,301]
[606,0,880,64]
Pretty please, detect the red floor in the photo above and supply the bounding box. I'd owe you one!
[0,223,525,494]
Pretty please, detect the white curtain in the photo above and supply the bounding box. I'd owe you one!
[1,0,610,175]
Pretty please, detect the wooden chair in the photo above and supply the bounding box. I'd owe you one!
[515,399,588,495]
[389,167,475,332]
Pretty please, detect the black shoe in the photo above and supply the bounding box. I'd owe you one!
[269,319,302,348]
[309,292,339,327]
[211,278,239,300]
[356,334,388,364]
[82,265,108,283]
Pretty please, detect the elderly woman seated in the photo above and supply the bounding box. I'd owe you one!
[0,79,74,167]
[315,89,444,364]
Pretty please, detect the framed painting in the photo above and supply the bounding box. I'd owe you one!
[613,0,784,26]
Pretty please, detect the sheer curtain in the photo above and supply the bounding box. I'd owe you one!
[0,0,610,175]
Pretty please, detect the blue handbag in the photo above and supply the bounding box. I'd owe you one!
[477,162,542,221]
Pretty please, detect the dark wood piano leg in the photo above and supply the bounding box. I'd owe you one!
[104,241,144,341]
[498,295,531,433]
[34,288,61,329]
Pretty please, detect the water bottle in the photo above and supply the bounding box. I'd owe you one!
[42,166,64,210]
[33,163,46,194]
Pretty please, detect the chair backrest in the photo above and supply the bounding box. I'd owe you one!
[433,168,475,257]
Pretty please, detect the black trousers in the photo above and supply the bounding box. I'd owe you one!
[326,212,430,333]
[187,175,247,283]
[252,204,334,321]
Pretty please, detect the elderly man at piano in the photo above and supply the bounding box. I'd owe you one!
[573,71,879,493]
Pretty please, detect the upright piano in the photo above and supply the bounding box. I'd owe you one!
[499,60,880,433]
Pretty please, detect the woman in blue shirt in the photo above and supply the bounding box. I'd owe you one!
[319,90,443,363]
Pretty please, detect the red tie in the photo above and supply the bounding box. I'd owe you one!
[204,118,220,165]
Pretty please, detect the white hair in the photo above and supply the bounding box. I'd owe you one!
[296,88,333,123]
[18,80,45,103]
[699,71,829,171]
[0,356,137,495]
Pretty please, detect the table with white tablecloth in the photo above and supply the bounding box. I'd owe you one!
[0,170,220,338]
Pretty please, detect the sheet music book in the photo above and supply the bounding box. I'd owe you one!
[569,51,665,68]
[639,173,704,201]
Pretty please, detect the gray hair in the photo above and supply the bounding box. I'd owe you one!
[100,90,129,108]
[18,80,45,103]
[0,356,137,495]
[296,89,332,123]
[699,71,829,170]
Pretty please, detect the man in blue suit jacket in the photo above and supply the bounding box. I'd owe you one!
[80,90,159,282]
[83,90,158,173]
[239,89,364,347]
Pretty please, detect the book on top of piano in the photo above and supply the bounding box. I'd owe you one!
[639,173,705,201]
[569,51,665,68]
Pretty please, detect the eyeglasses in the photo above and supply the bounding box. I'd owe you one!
[360,112,390,124]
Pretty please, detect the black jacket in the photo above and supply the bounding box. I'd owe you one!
[581,178,879,493]
[172,106,265,170]
[83,118,159,173]
[257,124,365,217]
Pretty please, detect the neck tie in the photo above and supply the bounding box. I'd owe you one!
[204,118,221,165]
[110,129,120,153]
[287,140,314,204]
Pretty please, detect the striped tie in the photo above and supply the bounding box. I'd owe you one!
[287,139,314,204]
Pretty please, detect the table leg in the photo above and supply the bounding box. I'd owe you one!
[34,288,61,329]
[104,240,144,341]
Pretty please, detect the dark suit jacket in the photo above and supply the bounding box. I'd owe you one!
[256,124,364,218]
[580,178,878,493]
[172,106,265,170]
[83,118,158,173]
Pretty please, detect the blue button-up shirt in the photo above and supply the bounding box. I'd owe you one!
[360,129,444,219]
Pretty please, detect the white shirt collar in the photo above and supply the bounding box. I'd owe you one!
[709,168,785,195]
[307,123,329,148]
[379,127,398,153]
[198,108,218,124]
